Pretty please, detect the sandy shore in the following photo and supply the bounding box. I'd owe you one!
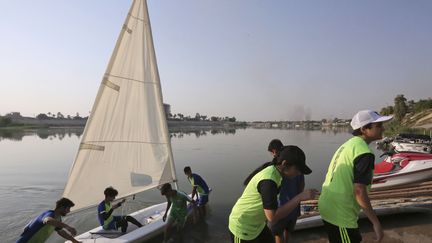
[293,208,432,243]
[144,207,432,243]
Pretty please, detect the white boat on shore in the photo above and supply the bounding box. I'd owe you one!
[373,152,432,190]
[377,133,432,154]
[294,205,432,231]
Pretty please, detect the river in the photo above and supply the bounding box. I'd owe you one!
[1,127,373,242]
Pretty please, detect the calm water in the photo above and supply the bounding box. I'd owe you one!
[1,127,376,243]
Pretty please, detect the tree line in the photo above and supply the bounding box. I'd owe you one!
[168,112,236,122]
[36,112,86,120]
[379,94,432,135]
[380,95,432,121]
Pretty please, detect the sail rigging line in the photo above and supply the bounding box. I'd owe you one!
[101,78,120,91]
[128,12,146,23]
[104,74,158,85]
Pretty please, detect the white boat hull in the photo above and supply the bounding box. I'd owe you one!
[69,190,203,243]
[68,202,168,243]
[373,160,432,189]
[392,141,431,154]
[295,206,432,231]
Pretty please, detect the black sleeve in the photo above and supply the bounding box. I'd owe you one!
[257,180,279,210]
[353,153,375,185]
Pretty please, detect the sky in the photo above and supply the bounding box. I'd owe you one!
[1,0,431,121]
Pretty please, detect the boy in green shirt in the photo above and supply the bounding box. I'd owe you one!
[160,183,196,242]
[229,146,318,243]
[17,198,79,243]
[318,110,392,243]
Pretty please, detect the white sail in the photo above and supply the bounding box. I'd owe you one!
[63,0,177,212]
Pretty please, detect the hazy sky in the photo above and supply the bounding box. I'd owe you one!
[1,1,431,121]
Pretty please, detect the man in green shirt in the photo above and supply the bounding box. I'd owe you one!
[318,110,392,243]
[97,187,143,233]
[17,198,80,243]
[160,183,196,243]
[229,146,318,243]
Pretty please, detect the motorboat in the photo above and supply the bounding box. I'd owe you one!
[373,152,432,189]
[377,133,432,154]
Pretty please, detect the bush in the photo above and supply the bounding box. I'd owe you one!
[0,117,12,127]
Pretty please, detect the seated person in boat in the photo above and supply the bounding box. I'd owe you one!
[267,139,305,243]
[229,146,318,243]
[183,166,210,218]
[97,187,142,233]
[160,183,196,242]
[16,197,80,243]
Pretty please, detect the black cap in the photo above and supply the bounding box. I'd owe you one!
[277,145,312,175]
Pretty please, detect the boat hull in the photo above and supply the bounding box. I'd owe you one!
[68,191,203,243]
[68,202,168,243]
[294,206,432,231]
[373,160,432,190]
[392,141,432,154]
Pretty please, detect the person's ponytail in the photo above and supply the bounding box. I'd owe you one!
[243,139,285,186]
[243,158,277,186]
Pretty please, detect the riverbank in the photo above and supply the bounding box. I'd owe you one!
[0,116,248,130]
[293,208,432,243]
[146,204,432,243]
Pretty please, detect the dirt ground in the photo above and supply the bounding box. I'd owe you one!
[146,206,432,243]
[293,210,432,243]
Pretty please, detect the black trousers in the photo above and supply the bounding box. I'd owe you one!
[229,226,274,243]
[323,220,362,243]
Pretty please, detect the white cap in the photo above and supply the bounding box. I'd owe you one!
[350,110,393,130]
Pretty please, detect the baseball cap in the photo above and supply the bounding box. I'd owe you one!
[350,110,393,130]
[277,145,312,175]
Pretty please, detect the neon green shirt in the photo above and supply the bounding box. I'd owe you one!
[318,136,372,228]
[229,165,282,240]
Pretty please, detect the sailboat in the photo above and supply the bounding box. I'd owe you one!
[63,0,179,241]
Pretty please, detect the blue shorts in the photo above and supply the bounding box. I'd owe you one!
[197,195,208,206]
[104,216,123,230]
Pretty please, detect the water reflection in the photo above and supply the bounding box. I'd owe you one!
[320,126,351,135]
[0,128,354,243]
[0,127,84,141]
[169,127,240,138]
[0,126,351,141]
[0,127,242,141]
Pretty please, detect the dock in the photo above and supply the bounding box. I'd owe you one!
[296,180,432,231]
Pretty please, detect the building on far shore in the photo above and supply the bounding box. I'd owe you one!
[163,103,171,118]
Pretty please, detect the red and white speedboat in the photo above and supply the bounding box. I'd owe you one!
[376,133,432,154]
[373,152,432,190]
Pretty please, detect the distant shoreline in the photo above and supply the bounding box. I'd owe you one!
[0,117,248,130]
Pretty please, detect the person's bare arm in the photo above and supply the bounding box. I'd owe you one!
[354,183,383,242]
[264,189,318,223]
[163,198,172,222]
[191,186,198,200]
[57,229,81,243]
[44,217,77,236]
[100,199,125,220]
